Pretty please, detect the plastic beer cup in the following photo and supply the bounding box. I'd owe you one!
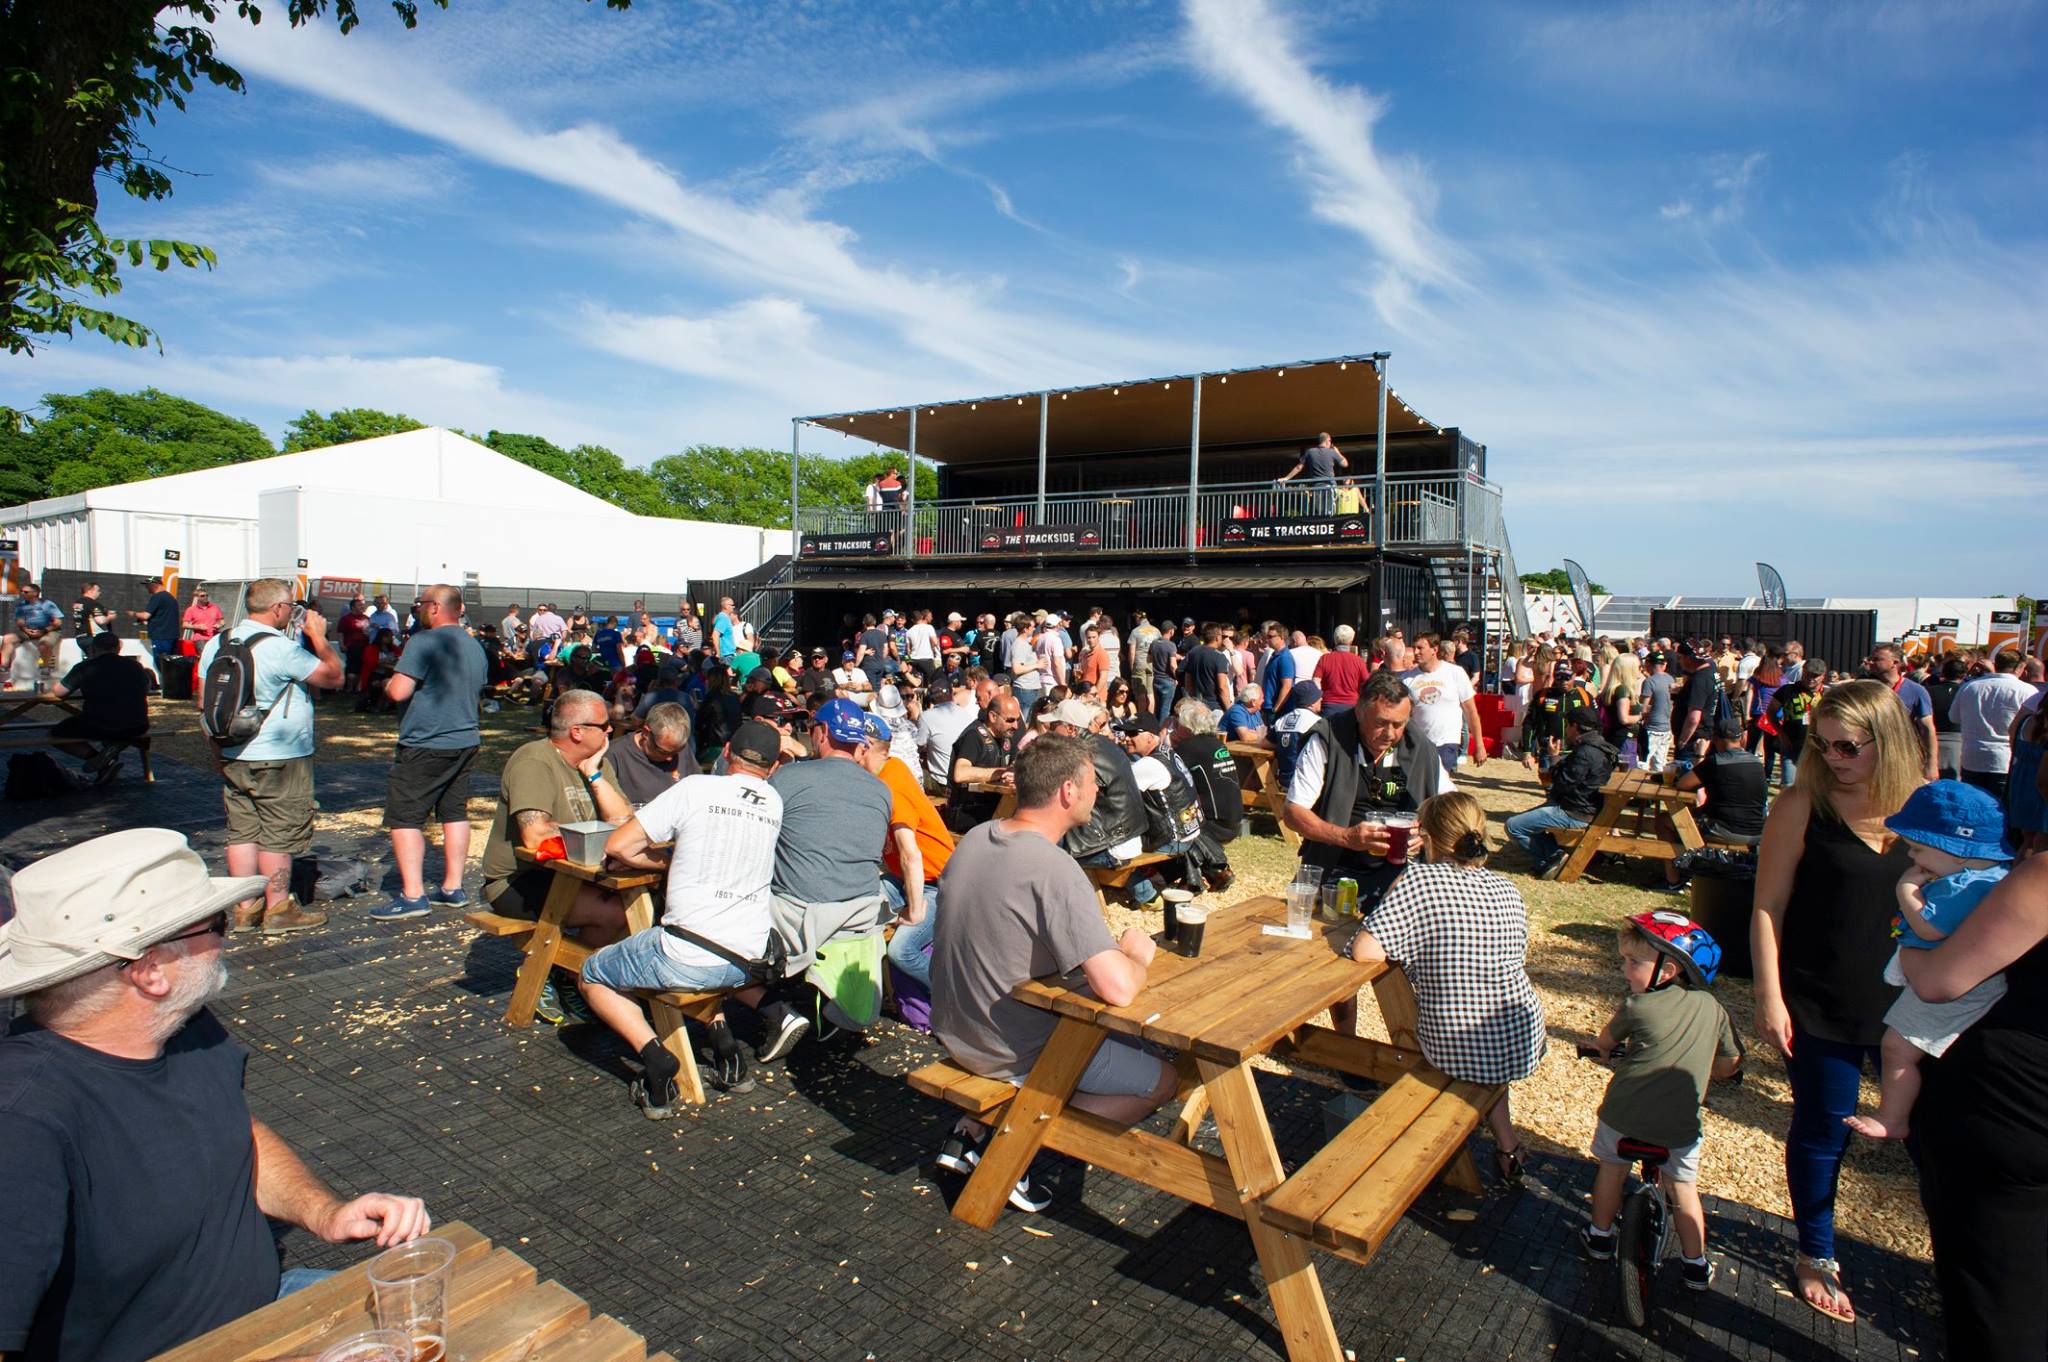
[318,1331,411,1362]
[1385,814,1418,867]
[368,1237,456,1362]
[1178,903,1209,956]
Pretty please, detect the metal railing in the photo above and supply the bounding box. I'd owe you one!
[796,473,1506,559]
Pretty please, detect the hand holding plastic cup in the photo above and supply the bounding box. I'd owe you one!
[368,1237,456,1362]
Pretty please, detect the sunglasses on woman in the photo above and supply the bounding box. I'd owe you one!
[1810,734,1873,759]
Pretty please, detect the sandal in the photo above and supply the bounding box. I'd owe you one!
[1794,1253,1855,1324]
[1494,1143,1526,1184]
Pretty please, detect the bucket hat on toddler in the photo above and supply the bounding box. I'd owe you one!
[1882,779,2014,862]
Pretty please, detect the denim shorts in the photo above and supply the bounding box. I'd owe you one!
[580,927,749,993]
[1010,1034,1167,1097]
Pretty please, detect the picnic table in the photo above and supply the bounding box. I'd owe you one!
[1549,766,1734,884]
[468,846,730,1105]
[969,778,1018,820]
[0,689,79,727]
[150,1221,677,1362]
[911,894,1501,1362]
[1229,738,1300,848]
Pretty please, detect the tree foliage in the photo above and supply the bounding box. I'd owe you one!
[648,446,936,528]
[483,430,674,518]
[283,406,424,451]
[1,387,274,498]
[1520,567,1608,595]
[0,0,628,359]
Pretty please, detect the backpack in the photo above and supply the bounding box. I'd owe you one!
[200,633,289,744]
[5,752,77,801]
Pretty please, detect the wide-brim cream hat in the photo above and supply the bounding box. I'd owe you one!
[0,828,265,997]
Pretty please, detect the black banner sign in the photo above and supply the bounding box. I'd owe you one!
[980,524,1101,552]
[1218,514,1369,546]
[801,532,893,558]
[1992,610,2021,624]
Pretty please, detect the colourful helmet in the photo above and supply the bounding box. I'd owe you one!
[1628,910,1722,987]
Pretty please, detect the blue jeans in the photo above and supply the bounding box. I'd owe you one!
[1152,680,1176,716]
[1435,742,1462,775]
[1503,803,1586,866]
[1081,844,1188,904]
[1784,1027,1883,1260]
[278,1267,334,1298]
[881,875,937,987]
[1014,683,1042,715]
[581,927,750,993]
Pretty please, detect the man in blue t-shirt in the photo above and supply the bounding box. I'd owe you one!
[378,584,488,922]
[1869,642,1940,783]
[198,578,341,933]
[3,582,64,673]
[1223,684,1268,745]
[1258,620,1296,721]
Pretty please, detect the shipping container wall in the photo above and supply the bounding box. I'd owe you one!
[1649,609,1878,671]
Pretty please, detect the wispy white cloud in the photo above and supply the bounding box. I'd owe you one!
[252,152,460,202]
[566,297,902,411]
[1660,151,1768,227]
[1181,0,1465,321]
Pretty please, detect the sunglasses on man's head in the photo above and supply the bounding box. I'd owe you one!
[1810,734,1873,759]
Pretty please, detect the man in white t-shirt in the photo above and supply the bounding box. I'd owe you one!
[583,719,787,1114]
[904,609,941,682]
[1288,629,1321,684]
[832,651,875,709]
[1950,650,2037,801]
[914,679,981,790]
[1400,632,1485,774]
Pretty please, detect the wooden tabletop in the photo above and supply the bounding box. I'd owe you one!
[152,1221,675,1362]
[1226,740,1275,758]
[1013,895,1386,1067]
[513,845,662,891]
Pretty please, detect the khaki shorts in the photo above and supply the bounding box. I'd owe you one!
[221,756,314,855]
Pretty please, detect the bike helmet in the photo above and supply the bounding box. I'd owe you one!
[1627,910,1722,988]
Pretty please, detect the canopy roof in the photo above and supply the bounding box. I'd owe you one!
[791,564,1371,593]
[798,355,1439,467]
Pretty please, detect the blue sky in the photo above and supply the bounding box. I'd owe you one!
[5,0,2044,594]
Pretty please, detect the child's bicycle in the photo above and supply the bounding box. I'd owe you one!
[1577,1041,1743,1330]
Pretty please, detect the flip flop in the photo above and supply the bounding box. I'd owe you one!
[1794,1254,1856,1324]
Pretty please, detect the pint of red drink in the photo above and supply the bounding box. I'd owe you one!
[1385,815,1417,867]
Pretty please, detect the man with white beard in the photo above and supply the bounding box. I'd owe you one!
[0,829,430,1361]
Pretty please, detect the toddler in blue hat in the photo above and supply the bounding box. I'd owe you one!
[1845,779,2015,1140]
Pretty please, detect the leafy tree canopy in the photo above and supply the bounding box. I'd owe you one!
[0,387,273,499]
[648,446,936,529]
[0,0,627,363]
[1520,567,1608,595]
[283,406,424,451]
[483,430,674,519]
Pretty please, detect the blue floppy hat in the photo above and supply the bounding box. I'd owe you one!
[1883,779,2014,861]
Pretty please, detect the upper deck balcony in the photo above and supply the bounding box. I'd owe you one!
[794,471,1503,563]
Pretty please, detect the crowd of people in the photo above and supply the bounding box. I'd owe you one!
[3,571,2046,1360]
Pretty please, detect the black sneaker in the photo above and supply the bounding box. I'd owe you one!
[936,1124,988,1176]
[1007,1173,1053,1213]
[755,1003,810,1063]
[705,1023,755,1094]
[1580,1225,1617,1261]
[1655,880,1689,895]
[1536,855,1567,881]
[631,1074,681,1120]
[1681,1256,1714,1291]
[554,969,593,1025]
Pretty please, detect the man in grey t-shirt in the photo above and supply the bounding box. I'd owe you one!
[1639,651,1676,773]
[929,733,1175,1213]
[767,699,893,904]
[378,585,488,921]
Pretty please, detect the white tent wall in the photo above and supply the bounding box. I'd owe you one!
[1825,597,2017,644]
[259,487,784,596]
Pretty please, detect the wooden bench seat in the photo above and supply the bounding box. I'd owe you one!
[1260,1067,1504,1267]
[1550,827,1751,860]
[1082,851,1176,908]
[908,1058,1017,1116]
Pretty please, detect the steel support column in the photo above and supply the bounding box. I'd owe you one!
[1036,392,1049,516]
[1185,375,1203,557]
[1373,356,1390,547]
[907,407,918,556]
[790,419,801,554]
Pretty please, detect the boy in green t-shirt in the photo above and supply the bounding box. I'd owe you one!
[1580,912,1744,1289]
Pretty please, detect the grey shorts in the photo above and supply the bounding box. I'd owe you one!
[1882,954,2007,1058]
[1591,1119,1701,1184]
[222,756,315,855]
[1011,1034,1168,1097]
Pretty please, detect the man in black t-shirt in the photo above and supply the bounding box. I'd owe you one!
[1672,640,1723,763]
[0,830,430,1360]
[946,695,1022,832]
[1660,718,1768,888]
[1171,705,1243,844]
[48,634,151,778]
[1145,623,1179,716]
[1178,623,1234,713]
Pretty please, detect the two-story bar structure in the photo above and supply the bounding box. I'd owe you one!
[781,354,1528,668]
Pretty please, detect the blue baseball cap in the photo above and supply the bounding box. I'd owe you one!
[813,697,869,745]
[863,714,892,744]
[1883,779,2014,862]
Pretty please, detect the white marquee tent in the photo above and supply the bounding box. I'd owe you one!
[0,428,788,597]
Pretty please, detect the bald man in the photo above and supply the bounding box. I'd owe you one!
[378,584,489,921]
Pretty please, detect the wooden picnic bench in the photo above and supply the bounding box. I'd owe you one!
[1229,738,1300,848]
[0,690,78,728]
[468,847,733,1106]
[1550,767,1751,883]
[909,894,1502,1362]
[150,1220,677,1362]
[1080,850,1175,908]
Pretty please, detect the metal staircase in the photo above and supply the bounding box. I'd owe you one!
[738,559,796,651]
[1425,524,1529,680]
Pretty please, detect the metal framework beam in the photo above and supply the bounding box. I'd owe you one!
[1185,375,1202,555]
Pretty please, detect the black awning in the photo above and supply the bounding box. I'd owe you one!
[790,564,1370,593]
